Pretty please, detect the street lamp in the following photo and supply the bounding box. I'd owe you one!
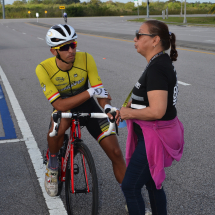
[147,0,149,18]
[2,0,5,19]
[183,0,187,23]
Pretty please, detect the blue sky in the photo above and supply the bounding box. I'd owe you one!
[5,0,215,5]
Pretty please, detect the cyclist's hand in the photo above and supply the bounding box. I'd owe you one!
[87,88,108,98]
[104,105,120,125]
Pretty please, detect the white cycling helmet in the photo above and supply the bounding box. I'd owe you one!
[46,24,78,47]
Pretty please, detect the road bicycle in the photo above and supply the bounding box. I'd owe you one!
[44,111,116,215]
[64,17,67,23]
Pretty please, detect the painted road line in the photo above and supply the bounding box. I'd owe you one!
[0,66,67,215]
[23,33,26,34]
[0,114,5,137]
[37,37,44,40]
[204,40,215,43]
[0,85,16,140]
[178,81,191,86]
[77,33,215,56]
[0,138,25,144]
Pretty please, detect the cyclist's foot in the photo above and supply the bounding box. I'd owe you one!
[44,165,58,197]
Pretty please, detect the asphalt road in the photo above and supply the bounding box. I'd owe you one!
[0,17,215,215]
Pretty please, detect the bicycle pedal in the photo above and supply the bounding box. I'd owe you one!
[74,164,79,174]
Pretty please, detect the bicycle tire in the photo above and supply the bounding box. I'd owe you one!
[65,141,99,215]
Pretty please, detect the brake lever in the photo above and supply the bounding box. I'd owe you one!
[51,111,62,136]
[109,111,118,136]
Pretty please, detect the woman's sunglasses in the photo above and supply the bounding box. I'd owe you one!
[135,30,155,40]
[52,41,77,51]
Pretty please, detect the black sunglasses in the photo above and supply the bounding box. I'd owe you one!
[52,41,77,51]
[135,30,155,40]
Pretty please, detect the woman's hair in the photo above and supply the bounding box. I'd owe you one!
[144,20,178,61]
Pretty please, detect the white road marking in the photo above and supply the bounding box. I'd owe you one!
[0,139,25,144]
[204,40,215,43]
[23,33,26,34]
[0,66,67,215]
[178,81,191,86]
[37,37,44,40]
[13,29,15,31]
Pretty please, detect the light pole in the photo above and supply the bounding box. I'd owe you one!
[2,0,5,19]
[183,0,187,23]
[147,0,149,18]
[180,0,183,17]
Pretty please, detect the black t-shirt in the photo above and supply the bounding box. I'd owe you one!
[132,54,178,134]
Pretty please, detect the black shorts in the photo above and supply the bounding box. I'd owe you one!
[63,98,116,143]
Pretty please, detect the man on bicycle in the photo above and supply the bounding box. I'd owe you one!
[63,12,67,23]
[35,24,126,197]
[63,12,67,18]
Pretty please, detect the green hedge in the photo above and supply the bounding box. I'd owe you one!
[0,2,214,19]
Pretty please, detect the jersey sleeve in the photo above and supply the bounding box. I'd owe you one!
[146,64,168,92]
[35,64,61,104]
[86,53,103,89]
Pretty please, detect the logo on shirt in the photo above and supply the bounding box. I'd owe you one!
[135,81,141,89]
[45,90,53,96]
[41,83,46,92]
[56,77,65,82]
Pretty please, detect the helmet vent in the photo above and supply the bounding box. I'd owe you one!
[72,33,76,38]
[64,25,71,35]
[51,26,66,37]
[51,38,65,42]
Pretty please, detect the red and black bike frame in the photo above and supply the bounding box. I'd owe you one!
[59,117,90,194]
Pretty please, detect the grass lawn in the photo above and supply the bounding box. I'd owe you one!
[128,16,215,25]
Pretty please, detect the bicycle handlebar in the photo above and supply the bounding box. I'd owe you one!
[49,112,116,137]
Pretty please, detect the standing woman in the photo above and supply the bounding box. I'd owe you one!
[120,20,185,215]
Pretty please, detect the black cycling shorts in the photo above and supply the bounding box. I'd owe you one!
[58,98,116,143]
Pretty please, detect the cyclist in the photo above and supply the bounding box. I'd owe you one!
[63,12,67,23]
[35,24,126,197]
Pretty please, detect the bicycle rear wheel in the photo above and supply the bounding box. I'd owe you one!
[65,141,98,215]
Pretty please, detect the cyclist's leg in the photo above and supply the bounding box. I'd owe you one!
[45,116,72,197]
[84,100,126,184]
[99,135,126,184]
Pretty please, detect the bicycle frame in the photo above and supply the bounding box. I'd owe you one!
[60,117,90,194]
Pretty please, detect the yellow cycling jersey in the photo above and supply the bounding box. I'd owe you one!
[35,52,103,104]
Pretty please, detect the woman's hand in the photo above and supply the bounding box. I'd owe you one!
[120,106,133,120]
[126,101,132,108]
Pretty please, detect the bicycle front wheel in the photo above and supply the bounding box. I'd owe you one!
[65,141,98,215]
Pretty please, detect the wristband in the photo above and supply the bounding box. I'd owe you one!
[87,88,95,98]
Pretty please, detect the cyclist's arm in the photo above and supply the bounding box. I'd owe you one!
[85,53,120,121]
[52,92,90,112]
[36,64,91,112]
[86,53,112,106]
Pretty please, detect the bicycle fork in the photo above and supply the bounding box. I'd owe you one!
[61,119,90,194]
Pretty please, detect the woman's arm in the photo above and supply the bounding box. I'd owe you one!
[120,90,168,121]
